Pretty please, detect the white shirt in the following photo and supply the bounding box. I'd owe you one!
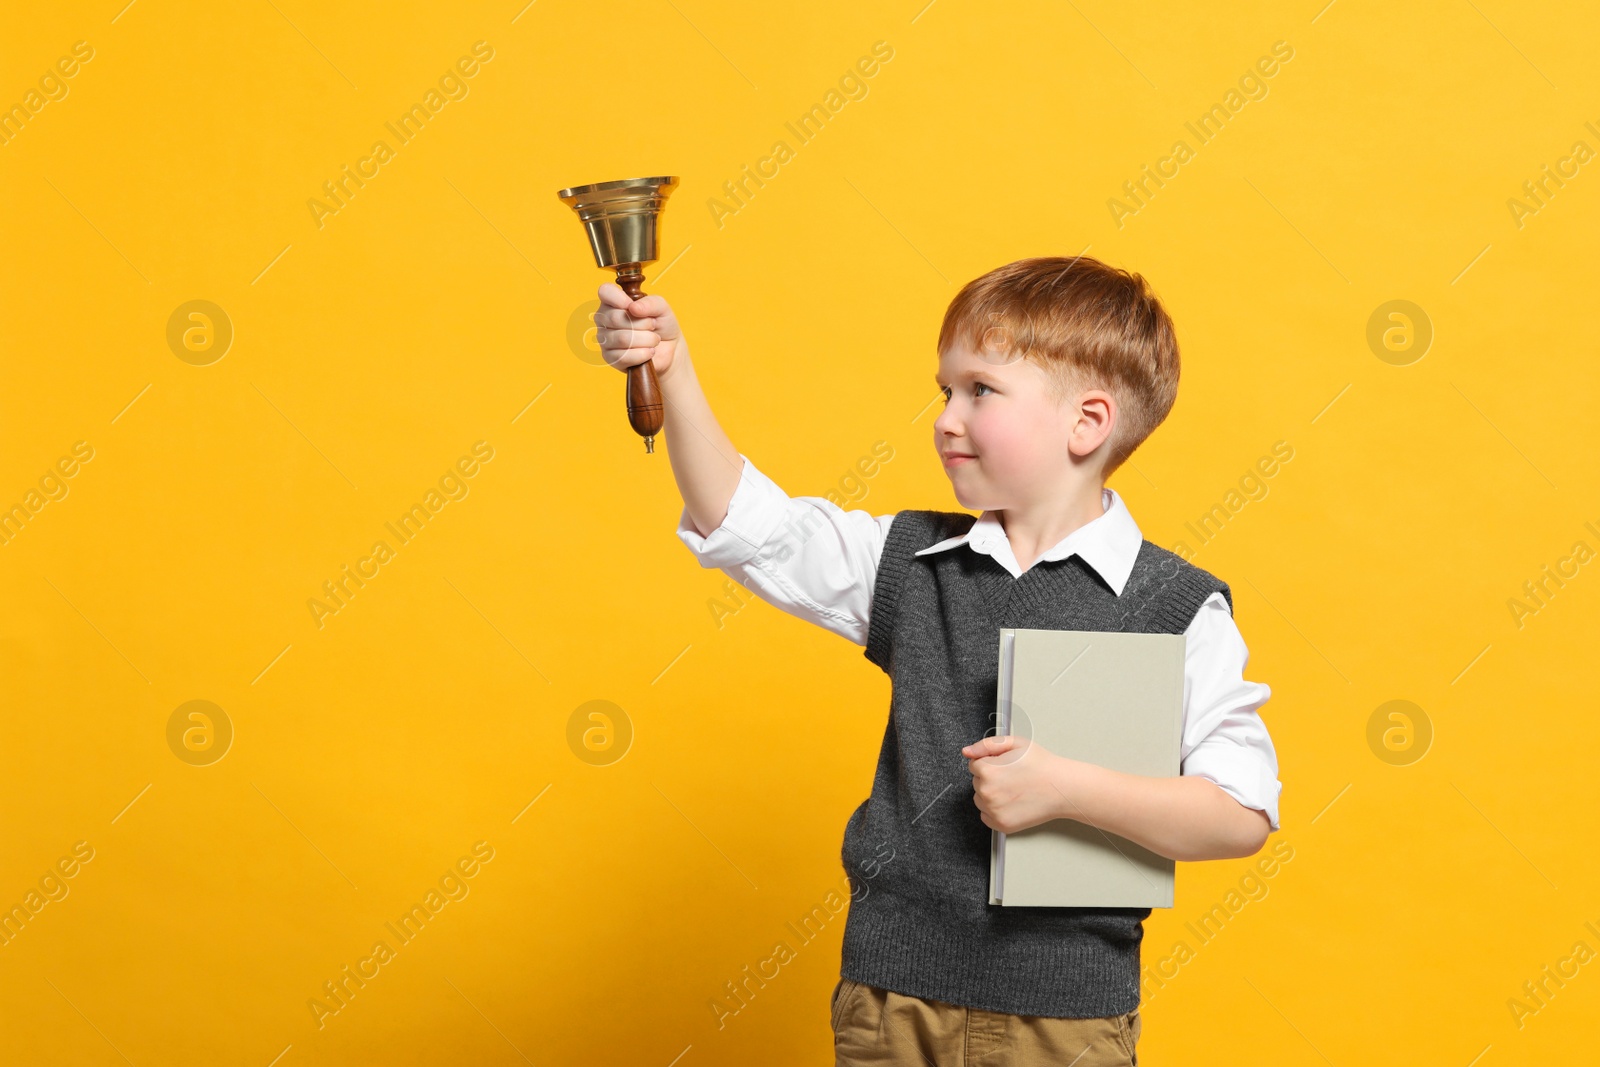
[676,454,1282,832]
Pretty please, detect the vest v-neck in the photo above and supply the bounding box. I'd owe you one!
[970,549,1102,625]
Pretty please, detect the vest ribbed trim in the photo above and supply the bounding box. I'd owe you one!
[865,509,976,674]
[840,884,1142,1017]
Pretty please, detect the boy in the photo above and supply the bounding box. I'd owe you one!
[594,256,1282,1066]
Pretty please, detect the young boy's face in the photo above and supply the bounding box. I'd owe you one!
[933,340,1094,511]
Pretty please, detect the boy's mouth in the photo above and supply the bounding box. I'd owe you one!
[942,451,976,467]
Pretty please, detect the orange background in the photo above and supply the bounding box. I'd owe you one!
[2,1,1597,1064]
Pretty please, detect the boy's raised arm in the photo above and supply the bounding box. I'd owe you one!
[596,282,899,646]
[595,281,744,538]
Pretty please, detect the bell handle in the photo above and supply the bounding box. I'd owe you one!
[616,266,663,453]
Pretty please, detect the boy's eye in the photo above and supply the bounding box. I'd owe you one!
[939,382,993,403]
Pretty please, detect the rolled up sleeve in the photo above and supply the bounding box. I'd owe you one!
[1180,593,1283,832]
[675,454,792,569]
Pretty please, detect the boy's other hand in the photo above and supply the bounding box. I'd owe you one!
[595,281,687,380]
[963,735,1071,834]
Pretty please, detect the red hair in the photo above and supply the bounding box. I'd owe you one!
[937,255,1180,477]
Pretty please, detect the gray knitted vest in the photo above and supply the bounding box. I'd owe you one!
[838,508,1232,1018]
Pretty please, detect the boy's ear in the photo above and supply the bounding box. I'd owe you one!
[1067,389,1117,458]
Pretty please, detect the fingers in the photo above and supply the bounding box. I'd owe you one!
[593,305,655,331]
[597,281,633,309]
[595,319,653,351]
[595,321,656,367]
[594,284,679,372]
[592,301,659,368]
[625,293,672,320]
[596,285,671,321]
[962,735,1022,759]
[597,333,659,372]
[596,284,678,331]
[599,327,660,352]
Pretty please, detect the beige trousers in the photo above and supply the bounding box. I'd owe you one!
[831,977,1141,1066]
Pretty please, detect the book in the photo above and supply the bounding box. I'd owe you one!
[988,627,1185,908]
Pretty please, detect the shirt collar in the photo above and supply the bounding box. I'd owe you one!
[912,487,1143,594]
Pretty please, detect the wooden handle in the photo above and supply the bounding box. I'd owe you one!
[617,268,662,453]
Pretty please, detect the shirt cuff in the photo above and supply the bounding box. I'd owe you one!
[1182,738,1282,832]
[675,454,793,569]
